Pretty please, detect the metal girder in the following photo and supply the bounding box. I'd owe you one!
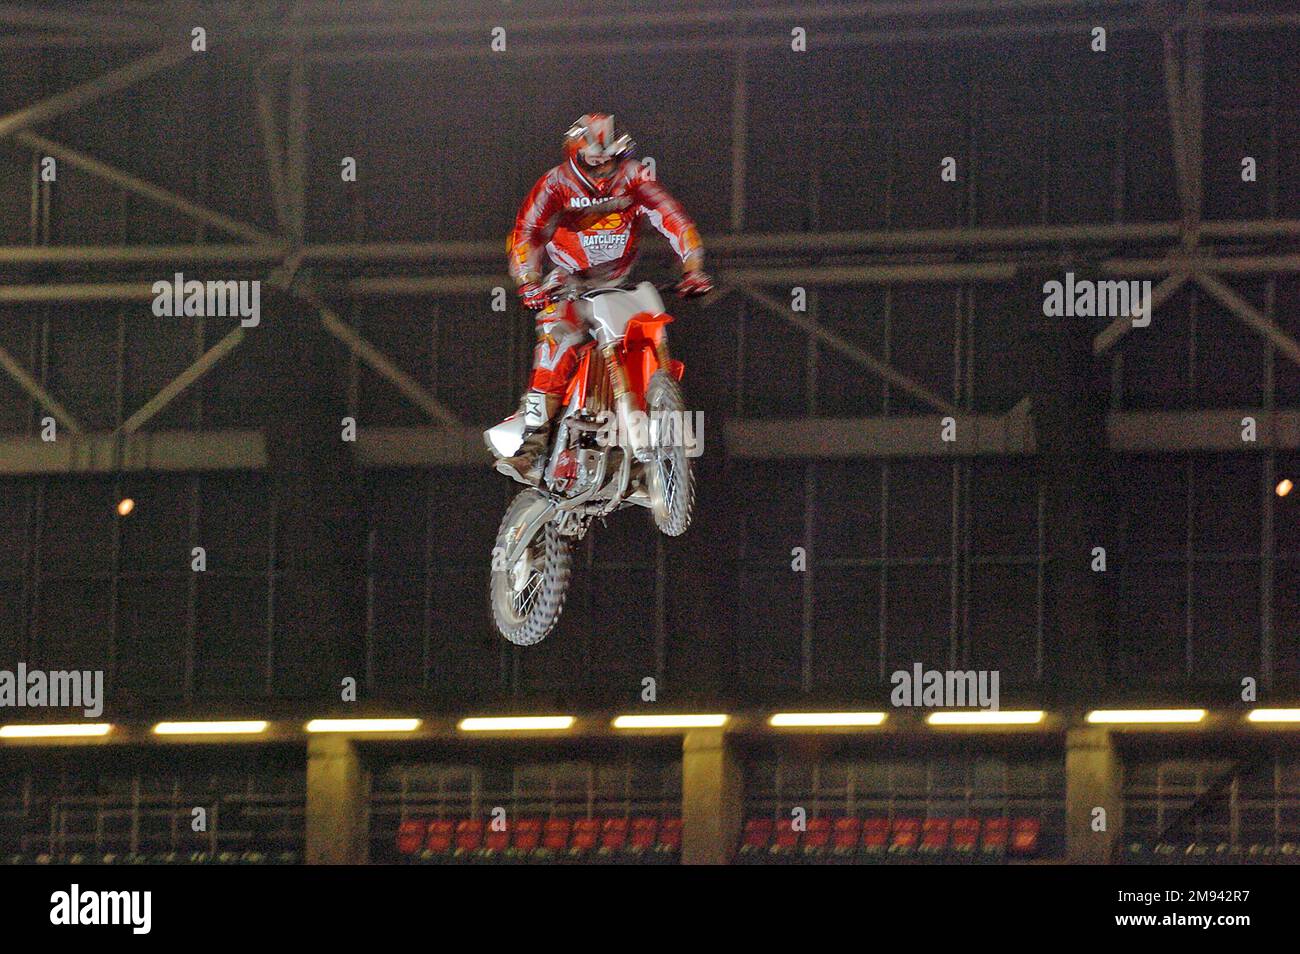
[11,130,277,244]
[730,407,1300,459]
[725,406,1035,459]
[253,71,292,234]
[725,263,1020,285]
[119,326,247,434]
[733,282,959,416]
[1101,254,1300,276]
[0,245,288,265]
[0,3,161,36]
[1109,409,1300,452]
[8,408,1300,473]
[0,47,190,139]
[1195,271,1300,370]
[255,10,1300,67]
[354,426,488,468]
[0,282,157,302]
[3,219,1298,268]
[343,262,1020,297]
[292,285,464,429]
[285,9,309,245]
[0,428,266,474]
[0,342,82,434]
[1092,270,1189,355]
[1,2,1294,53]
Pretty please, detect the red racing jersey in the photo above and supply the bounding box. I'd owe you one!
[507,157,703,285]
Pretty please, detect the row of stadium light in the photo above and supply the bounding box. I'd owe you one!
[5,709,1300,738]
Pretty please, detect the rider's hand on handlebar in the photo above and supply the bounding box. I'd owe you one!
[676,269,713,299]
[518,281,551,311]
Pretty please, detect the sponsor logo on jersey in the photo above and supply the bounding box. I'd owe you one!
[568,194,628,210]
[579,231,630,253]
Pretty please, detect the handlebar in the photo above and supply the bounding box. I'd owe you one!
[544,277,695,303]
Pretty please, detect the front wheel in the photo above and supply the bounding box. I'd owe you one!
[645,370,696,537]
[490,489,572,645]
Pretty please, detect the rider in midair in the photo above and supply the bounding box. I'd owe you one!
[494,113,713,485]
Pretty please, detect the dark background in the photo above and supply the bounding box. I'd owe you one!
[0,0,1298,714]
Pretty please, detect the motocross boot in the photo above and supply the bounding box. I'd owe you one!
[496,391,562,486]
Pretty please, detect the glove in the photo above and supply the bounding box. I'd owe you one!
[518,281,551,311]
[676,269,713,299]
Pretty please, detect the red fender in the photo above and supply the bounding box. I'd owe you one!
[621,313,684,404]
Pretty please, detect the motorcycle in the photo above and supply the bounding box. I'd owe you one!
[484,279,698,645]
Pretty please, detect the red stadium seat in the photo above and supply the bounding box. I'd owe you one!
[950,817,980,855]
[741,818,774,856]
[599,817,629,854]
[540,818,571,854]
[397,819,425,855]
[832,817,861,856]
[1010,818,1041,857]
[454,819,484,857]
[771,817,800,857]
[628,817,659,855]
[920,818,951,855]
[657,818,682,855]
[861,818,890,856]
[981,817,1009,858]
[803,817,832,857]
[889,817,921,858]
[511,817,543,856]
[570,818,601,858]
[425,819,454,856]
[483,822,509,854]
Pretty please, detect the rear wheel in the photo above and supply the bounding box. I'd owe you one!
[490,489,572,645]
[645,370,696,537]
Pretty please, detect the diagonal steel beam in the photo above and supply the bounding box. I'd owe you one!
[0,2,161,36]
[1092,270,1191,354]
[1158,0,1208,249]
[13,130,277,244]
[732,281,958,415]
[1184,0,1207,225]
[291,286,463,428]
[253,69,293,234]
[118,326,248,434]
[0,46,190,139]
[285,1,309,243]
[0,342,82,434]
[1161,30,1196,237]
[1195,271,1300,369]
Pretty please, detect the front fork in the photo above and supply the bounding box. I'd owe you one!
[604,343,654,462]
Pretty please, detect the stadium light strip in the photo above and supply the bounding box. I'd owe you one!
[769,712,887,727]
[305,719,421,733]
[1247,709,1300,723]
[1086,709,1206,724]
[458,716,575,732]
[928,711,1045,726]
[153,721,268,735]
[612,715,728,729]
[0,723,113,738]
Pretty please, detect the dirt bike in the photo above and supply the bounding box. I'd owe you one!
[484,280,698,646]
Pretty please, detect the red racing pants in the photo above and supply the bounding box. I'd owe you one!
[528,300,591,396]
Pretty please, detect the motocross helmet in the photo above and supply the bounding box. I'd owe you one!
[564,113,633,185]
